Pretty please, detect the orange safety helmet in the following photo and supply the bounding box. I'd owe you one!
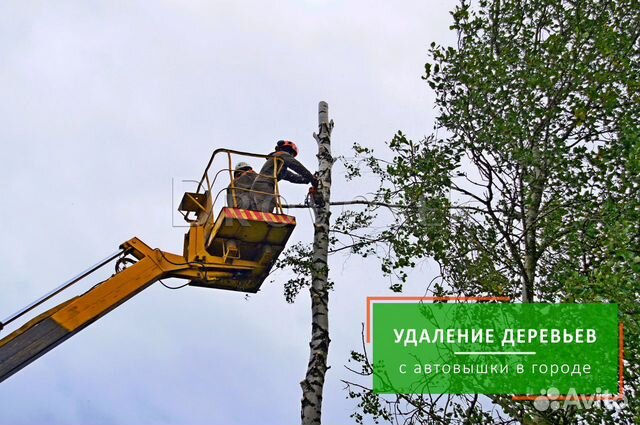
[276,140,299,157]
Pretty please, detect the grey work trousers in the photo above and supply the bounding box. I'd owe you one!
[251,181,277,212]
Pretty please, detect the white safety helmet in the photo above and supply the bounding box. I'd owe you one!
[235,162,252,171]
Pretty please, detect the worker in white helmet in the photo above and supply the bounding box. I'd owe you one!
[227,162,257,209]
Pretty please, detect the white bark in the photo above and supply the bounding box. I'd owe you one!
[300,101,334,425]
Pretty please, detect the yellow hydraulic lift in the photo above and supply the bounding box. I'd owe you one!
[0,149,296,382]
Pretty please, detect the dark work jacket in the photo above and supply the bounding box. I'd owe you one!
[227,170,257,207]
[253,151,314,188]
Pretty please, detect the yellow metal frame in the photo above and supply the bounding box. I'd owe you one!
[0,148,299,383]
[185,148,286,221]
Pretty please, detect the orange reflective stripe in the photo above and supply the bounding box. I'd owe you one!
[223,208,295,224]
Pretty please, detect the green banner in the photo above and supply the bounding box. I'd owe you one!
[372,303,619,395]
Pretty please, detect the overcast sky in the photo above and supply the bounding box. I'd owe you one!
[0,1,456,424]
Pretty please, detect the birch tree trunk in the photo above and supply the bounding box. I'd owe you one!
[300,101,334,425]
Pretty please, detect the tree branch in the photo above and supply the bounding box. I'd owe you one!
[283,200,414,209]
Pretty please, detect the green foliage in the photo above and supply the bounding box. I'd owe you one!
[274,242,314,303]
[275,241,335,303]
[342,0,640,423]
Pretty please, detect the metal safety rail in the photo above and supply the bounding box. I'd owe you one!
[179,149,286,224]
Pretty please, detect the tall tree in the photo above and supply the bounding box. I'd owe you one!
[339,0,639,422]
[300,101,334,425]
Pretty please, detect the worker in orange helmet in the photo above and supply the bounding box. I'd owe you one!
[251,140,317,212]
[227,162,258,209]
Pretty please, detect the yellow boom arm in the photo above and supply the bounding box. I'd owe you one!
[0,237,234,383]
[0,148,298,383]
